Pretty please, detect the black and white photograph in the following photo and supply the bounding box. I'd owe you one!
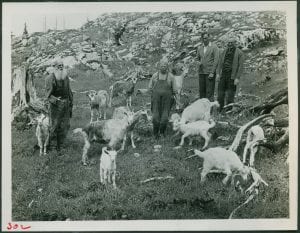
[2,1,298,231]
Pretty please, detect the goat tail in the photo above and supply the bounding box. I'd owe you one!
[108,85,113,108]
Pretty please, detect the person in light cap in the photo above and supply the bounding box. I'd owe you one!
[45,59,73,156]
[148,58,175,139]
[216,36,244,110]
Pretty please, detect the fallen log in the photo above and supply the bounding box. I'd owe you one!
[250,87,288,114]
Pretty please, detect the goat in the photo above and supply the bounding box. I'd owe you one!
[100,147,118,189]
[173,119,216,149]
[180,98,220,124]
[172,63,189,110]
[85,90,110,123]
[112,107,151,148]
[194,147,250,185]
[73,115,132,165]
[35,113,50,156]
[242,117,274,167]
[109,71,139,108]
[73,109,149,165]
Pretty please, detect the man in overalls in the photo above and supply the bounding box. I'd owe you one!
[45,61,73,155]
[148,59,175,139]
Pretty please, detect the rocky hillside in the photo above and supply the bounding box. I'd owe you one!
[12,11,287,81]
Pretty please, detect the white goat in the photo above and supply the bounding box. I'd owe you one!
[86,90,110,123]
[173,119,216,149]
[109,71,139,107]
[242,117,274,167]
[100,147,118,189]
[194,147,250,185]
[172,64,189,110]
[180,98,220,124]
[35,113,50,156]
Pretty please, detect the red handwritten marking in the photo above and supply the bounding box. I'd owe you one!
[6,223,31,230]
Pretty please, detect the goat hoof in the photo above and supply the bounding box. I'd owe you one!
[82,162,88,166]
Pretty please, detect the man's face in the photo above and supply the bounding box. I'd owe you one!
[57,64,63,70]
[160,64,168,74]
[202,34,209,46]
[227,41,235,49]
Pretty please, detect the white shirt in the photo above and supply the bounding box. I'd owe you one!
[203,42,211,54]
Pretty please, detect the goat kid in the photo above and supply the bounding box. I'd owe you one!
[194,147,250,185]
[35,113,50,156]
[242,117,274,167]
[87,90,110,123]
[173,119,216,149]
[100,147,118,189]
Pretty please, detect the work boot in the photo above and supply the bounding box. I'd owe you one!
[153,123,160,139]
[159,123,167,138]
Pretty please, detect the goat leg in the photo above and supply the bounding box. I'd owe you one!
[112,170,117,189]
[44,132,50,155]
[82,140,91,166]
[130,131,136,148]
[120,134,127,151]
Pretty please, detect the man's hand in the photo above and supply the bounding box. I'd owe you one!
[208,73,214,79]
[234,78,239,86]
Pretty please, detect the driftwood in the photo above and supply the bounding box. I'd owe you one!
[229,167,268,219]
[259,128,289,153]
[229,113,275,152]
[250,87,288,114]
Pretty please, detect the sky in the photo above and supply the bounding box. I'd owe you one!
[10,13,100,36]
[3,2,295,36]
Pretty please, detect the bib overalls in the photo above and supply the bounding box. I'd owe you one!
[151,73,173,138]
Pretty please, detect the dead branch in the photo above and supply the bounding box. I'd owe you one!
[229,113,275,152]
[140,176,174,184]
[229,193,256,219]
[274,117,289,127]
[259,128,289,153]
[250,87,288,114]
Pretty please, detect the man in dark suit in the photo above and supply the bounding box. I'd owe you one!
[196,32,219,101]
[216,37,244,110]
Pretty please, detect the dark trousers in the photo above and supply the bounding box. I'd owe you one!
[199,73,216,101]
[151,84,173,137]
[217,74,236,110]
[49,99,71,150]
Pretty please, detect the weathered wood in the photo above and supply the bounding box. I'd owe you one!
[250,87,288,114]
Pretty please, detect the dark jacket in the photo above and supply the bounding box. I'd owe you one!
[217,47,244,80]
